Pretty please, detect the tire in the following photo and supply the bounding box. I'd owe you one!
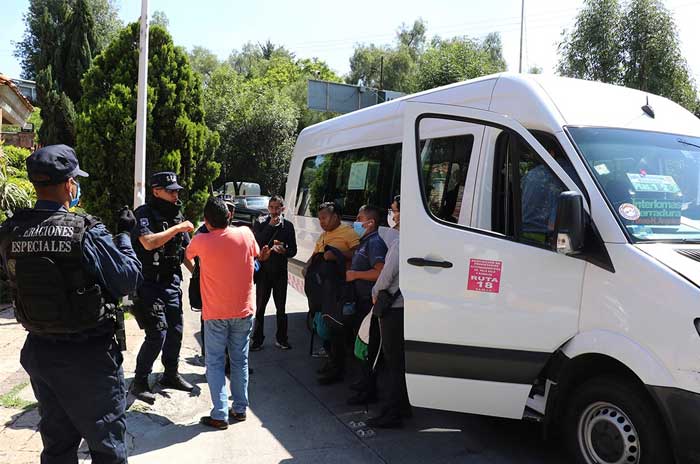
[563,376,673,464]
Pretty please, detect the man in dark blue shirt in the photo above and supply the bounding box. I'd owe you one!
[344,205,387,403]
[0,145,142,464]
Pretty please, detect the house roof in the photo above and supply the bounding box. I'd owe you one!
[0,74,34,113]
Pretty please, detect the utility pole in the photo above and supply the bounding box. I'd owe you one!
[519,0,524,73]
[379,56,384,90]
[133,0,149,208]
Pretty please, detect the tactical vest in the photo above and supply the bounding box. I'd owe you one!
[0,209,114,334]
[133,204,185,283]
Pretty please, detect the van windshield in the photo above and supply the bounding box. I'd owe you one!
[568,127,700,243]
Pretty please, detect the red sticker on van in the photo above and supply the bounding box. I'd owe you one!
[467,259,502,293]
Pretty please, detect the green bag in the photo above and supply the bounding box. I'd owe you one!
[313,312,331,341]
[353,311,372,361]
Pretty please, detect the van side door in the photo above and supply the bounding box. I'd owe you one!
[401,102,585,419]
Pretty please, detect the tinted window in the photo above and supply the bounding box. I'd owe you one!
[418,117,476,225]
[491,131,569,247]
[296,143,401,219]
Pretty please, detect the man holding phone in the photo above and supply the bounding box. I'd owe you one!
[251,195,297,351]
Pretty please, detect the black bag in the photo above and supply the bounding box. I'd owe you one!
[372,289,401,318]
[189,257,202,310]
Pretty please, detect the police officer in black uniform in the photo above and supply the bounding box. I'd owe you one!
[250,195,297,351]
[130,172,195,403]
[0,145,143,464]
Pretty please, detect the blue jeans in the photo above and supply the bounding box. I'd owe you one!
[204,315,253,420]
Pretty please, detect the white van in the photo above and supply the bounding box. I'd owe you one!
[284,73,700,464]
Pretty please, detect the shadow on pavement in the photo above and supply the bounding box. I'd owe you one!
[246,311,567,464]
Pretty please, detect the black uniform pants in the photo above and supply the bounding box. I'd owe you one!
[134,282,183,380]
[20,334,127,464]
[252,270,288,344]
[378,307,410,417]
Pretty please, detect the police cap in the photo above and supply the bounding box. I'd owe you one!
[150,172,183,191]
[26,145,89,186]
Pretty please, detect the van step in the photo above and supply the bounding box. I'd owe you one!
[523,407,543,422]
[526,394,546,415]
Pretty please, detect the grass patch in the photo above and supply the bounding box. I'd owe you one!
[0,382,37,410]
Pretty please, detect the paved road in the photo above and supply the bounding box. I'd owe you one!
[0,271,567,463]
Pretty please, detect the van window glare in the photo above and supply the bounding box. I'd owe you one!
[569,127,700,243]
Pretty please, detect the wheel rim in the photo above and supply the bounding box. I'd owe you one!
[577,401,640,464]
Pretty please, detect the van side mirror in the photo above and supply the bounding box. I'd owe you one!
[553,191,586,255]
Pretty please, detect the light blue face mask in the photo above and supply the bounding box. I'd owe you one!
[353,221,366,238]
[69,181,81,208]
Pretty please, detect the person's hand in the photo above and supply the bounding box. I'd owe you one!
[260,245,272,262]
[116,206,136,234]
[178,221,194,233]
[270,215,281,226]
[323,250,336,261]
[272,240,286,254]
[346,270,357,282]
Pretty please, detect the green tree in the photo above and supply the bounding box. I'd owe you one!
[0,143,34,222]
[205,65,298,194]
[528,65,543,74]
[557,0,623,83]
[89,0,123,52]
[414,36,507,91]
[14,0,122,80]
[77,23,220,226]
[150,10,169,29]
[187,46,220,86]
[621,0,698,110]
[14,0,118,146]
[558,0,699,112]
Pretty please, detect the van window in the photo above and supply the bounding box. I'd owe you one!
[491,131,569,247]
[296,143,401,219]
[417,117,476,225]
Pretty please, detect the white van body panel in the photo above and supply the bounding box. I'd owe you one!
[560,329,677,389]
[577,243,700,394]
[400,102,586,417]
[405,374,531,419]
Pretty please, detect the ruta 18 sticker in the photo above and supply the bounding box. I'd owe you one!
[467,258,502,294]
[618,203,641,221]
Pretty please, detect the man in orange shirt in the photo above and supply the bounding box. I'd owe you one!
[185,197,270,429]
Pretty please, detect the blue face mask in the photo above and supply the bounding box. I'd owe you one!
[353,221,366,238]
[69,181,81,208]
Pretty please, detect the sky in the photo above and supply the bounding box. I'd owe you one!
[1,0,699,85]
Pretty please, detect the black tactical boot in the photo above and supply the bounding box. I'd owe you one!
[130,377,156,404]
[159,371,194,392]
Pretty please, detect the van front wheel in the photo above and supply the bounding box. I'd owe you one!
[564,376,673,464]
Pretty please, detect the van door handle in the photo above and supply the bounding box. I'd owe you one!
[407,258,453,268]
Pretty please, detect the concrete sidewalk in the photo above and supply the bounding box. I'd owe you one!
[0,272,565,463]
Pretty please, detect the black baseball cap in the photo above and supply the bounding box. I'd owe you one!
[150,172,183,190]
[26,145,89,185]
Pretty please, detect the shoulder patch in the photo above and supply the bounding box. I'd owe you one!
[257,215,269,223]
[140,218,150,227]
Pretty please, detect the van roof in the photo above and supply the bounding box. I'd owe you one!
[296,73,700,156]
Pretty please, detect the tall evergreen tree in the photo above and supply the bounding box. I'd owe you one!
[14,0,121,145]
[77,24,220,226]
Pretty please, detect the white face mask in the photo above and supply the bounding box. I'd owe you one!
[387,211,397,229]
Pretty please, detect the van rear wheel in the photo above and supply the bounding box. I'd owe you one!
[564,376,673,464]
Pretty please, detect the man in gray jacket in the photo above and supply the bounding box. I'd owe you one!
[367,195,411,428]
